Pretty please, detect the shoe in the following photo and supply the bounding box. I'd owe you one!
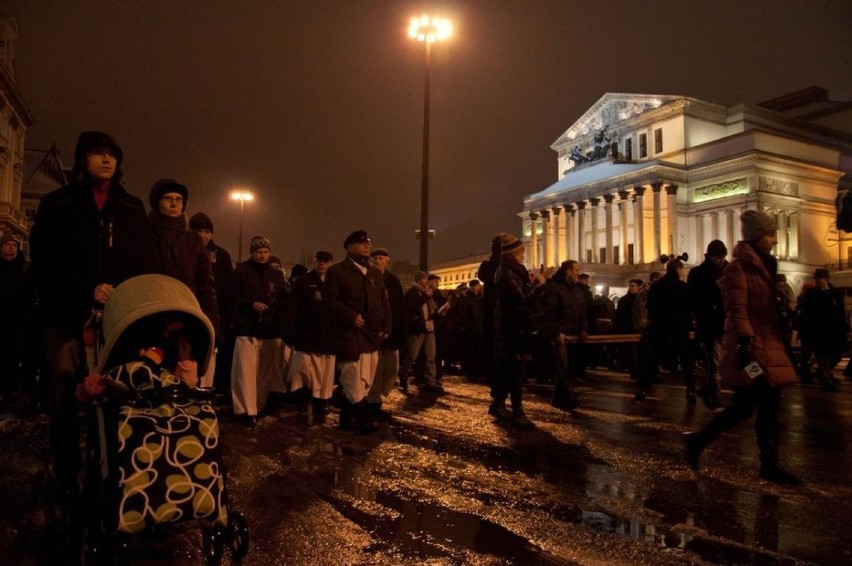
[634,390,646,401]
[369,402,392,422]
[759,464,803,486]
[398,376,408,393]
[242,415,257,428]
[683,432,702,471]
[488,401,511,421]
[421,383,445,395]
[551,396,581,412]
[511,410,535,430]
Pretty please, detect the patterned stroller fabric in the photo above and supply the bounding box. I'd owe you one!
[108,360,228,534]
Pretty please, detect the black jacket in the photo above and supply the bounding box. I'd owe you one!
[404,283,435,335]
[383,270,408,351]
[647,272,692,336]
[533,275,588,338]
[687,258,726,340]
[233,259,287,338]
[205,240,235,335]
[494,256,537,355]
[324,257,390,362]
[30,180,154,330]
[291,270,335,355]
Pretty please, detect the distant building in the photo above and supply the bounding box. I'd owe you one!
[521,87,852,295]
[0,16,35,246]
[430,254,488,290]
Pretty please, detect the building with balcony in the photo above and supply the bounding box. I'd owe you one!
[521,87,852,295]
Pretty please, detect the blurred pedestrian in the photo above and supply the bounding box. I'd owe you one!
[684,210,802,486]
[478,236,502,403]
[398,270,440,393]
[797,268,845,392]
[0,233,26,402]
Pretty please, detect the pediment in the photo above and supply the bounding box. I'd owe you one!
[553,93,683,147]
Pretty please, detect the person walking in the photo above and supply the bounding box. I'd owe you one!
[684,210,802,486]
[797,268,845,392]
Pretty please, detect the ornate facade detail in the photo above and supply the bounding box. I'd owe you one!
[758,176,799,197]
[693,178,749,203]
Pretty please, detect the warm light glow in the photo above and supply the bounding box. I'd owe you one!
[408,15,452,43]
[229,189,254,202]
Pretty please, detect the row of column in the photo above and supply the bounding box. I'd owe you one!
[527,182,677,269]
[693,208,799,261]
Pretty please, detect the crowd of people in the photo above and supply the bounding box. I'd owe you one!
[2,131,849,529]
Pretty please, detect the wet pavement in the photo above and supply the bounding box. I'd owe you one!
[1,369,850,565]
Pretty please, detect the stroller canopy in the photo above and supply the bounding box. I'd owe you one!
[97,274,215,376]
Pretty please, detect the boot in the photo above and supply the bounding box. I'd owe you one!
[683,432,703,471]
[511,408,535,430]
[311,398,328,427]
[488,399,511,421]
[338,397,355,431]
[759,463,803,486]
[368,401,391,422]
[354,400,378,434]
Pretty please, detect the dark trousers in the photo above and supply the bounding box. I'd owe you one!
[493,352,525,411]
[692,378,782,464]
[552,340,582,403]
[638,331,694,393]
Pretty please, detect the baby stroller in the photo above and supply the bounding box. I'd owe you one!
[79,274,248,564]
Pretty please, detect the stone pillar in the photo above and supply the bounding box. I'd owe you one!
[666,184,678,255]
[564,204,574,261]
[726,209,736,250]
[529,211,539,269]
[590,197,601,264]
[788,211,799,260]
[619,190,630,264]
[696,213,705,259]
[541,209,551,269]
[652,182,663,261]
[552,206,562,265]
[604,194,614,264]
[777,209,788,259]
[633,186,645,264]
[710,211,720,242]
[576,201,586,263]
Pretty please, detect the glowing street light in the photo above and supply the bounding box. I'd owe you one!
[408,15,452,271]
[229,189,254,262]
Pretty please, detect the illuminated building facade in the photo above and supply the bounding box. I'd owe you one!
[522,88,852,294]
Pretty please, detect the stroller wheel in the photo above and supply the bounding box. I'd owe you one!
[226,511,250,559]
[203,526,225,564]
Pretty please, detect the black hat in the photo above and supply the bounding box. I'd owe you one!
[814,268,830,279]
[705,239,728,257]
[315,250,333,263]
[370,247,390,258]
[189,212,213,231]
[72,131,123,180]
[149,178,188,213]
[343,230,370,248]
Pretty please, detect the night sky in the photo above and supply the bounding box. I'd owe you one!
[4,0,851,266]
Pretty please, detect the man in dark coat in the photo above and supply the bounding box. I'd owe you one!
[798,268,845,392]
[366,247,408,420]
[190,211,236,389]
[398,270,439,392]
[29,131,155,515]
[477,236,501,400]
[289,250,336,425]
[0,233,26,402]
[687,240,728,409]
[324,230,390,433]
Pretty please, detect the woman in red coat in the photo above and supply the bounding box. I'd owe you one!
[684,210,801,486]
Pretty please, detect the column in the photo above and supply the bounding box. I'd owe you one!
[590,197,601,263]
[725,209,736,249]
[528,211,539,269]
[695,213,705,259]
[710,211,720,242]
[576,201,586,263]
[619,190,630,264]
[788,211,799,260]
[652,182,662,261]
[564,204,574,261]
[552,207,563,265]
[633,186,645,264]
[666,184,678,255]
[777,209,788,259]
[541,209,551,269]
[604,194,614,264]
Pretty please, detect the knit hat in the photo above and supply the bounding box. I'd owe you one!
[149,178,188,213]
[370,247,390,258]
[249,235,271,252]
[72,131,123,180]
[741,210,777,241]
[0,232,19,246]
[498,232,523,255]
[315,250,333,262]
[343,230,370,248]
[189,212,213,231]
[413,270,428,282]
[705,239,728,257]
[268,255,282,267]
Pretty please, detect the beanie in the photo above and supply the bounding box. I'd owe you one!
[499,233,523,255]
[740,210,777,241]
[413,270,428,282]
[72,131,123,180]
[705,239,728,257]
[149,178,188,213]
[249,235,271,253]
[189,212,213,231]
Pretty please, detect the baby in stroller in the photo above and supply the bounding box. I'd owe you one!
[77,274,247,563]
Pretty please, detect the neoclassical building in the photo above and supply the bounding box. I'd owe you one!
[521,87,852,294]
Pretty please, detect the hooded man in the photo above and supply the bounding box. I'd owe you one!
[29,131,155,518]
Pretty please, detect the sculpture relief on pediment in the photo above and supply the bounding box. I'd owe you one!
[693,178,749,203]
[758,176,798,197]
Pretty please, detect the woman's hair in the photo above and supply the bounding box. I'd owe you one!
[666,258,684,275]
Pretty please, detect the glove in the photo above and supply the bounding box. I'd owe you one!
[735,336,754,369]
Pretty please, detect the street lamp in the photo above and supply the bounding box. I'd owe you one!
[229,189,254,262]
[408,15,452,271]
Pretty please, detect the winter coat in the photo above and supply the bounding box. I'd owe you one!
[232,259,287,338]
[324,257,390,362]
[291,270,335,355]
[204,240,236,336]
[532,275,588,338]
[404,283,435,335]
[494,255,536,356]
[718,241,797,388]
[579,283,597,333]
[612,292,637,333]
[149,212,220,338]
[383,270,408,351]
[798,283,847,357]
[687,258,726,341]
[30,180,155,331]
[647,272,692,337]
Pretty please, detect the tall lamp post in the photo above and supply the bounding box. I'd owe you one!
[229,189,254,262]
[408,15,451,271]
